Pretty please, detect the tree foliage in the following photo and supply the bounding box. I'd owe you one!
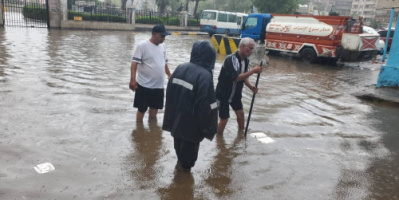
[253,0,299,14]
[192,0,206,17]
[370,18,382,29]
[121,0,128,11]
[214,0,252,13]
[156,0,169,15]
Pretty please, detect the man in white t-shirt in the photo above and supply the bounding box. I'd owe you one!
[129,24,171,122]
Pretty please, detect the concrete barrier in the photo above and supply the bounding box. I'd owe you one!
[210,34,241,55]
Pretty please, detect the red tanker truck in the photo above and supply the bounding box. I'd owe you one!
[239,14,382,62]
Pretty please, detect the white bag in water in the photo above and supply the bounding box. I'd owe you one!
[34,162,55,174]
[249,132,275,144]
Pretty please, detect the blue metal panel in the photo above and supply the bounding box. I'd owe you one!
[377,10,399,87]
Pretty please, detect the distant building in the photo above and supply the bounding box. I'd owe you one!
[330,0,352,16]
[351,0,399,26]
[297,0,331,15]
[297,4,311,14]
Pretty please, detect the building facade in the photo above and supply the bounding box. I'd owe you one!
[351,0,399,26]
[332,0,353,16]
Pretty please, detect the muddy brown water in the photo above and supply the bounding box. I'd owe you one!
[1,28,398,199]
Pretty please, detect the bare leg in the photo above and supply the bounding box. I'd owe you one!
[136,111,145,122]
[235,109,245,130]
[217,118,228,134]
[148,108,158,119]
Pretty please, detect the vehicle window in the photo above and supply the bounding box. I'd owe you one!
[379,31,387,37]
[237,17,242,25]
[201,11,216,20]
[228,14,237,23]
[218,13,228,22]
[379,30,395,38]
[245,17,258,29]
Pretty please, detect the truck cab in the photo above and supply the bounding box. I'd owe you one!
[241,13,270,41]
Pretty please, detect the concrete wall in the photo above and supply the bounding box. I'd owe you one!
[48,0,62,28]
[0,0,4,27]
[61,20,134,31]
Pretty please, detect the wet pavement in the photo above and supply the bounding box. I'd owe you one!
[1,27,399,200]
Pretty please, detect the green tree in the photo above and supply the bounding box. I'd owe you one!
[192,0,206,17]
[253,0,299,14]
[196,0,251,18]
[212,0,252,12]
[370,18,381,29]
[169,0,182,14]
[157,0,169,15]
[121,0,128,13]
[67,0,75,9]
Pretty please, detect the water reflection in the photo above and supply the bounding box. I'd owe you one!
[0,29,7,83]
[128,119,164,190]
[1,27,399,199]
[206,131,244,197]
[158,164,195,200]
[365,105,399,199]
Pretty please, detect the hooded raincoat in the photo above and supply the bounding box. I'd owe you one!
[162,41,218,142]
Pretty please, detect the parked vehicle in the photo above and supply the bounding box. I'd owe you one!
[200,10,248,36]
[239,14,381,62]
[378,28,395,51]
[363,26,385,55]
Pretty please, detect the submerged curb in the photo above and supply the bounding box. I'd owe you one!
[171,32,208,35]
[354,87,399,106]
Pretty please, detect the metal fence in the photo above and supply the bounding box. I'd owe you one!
[66,0,199,26]
[3,0,48,28]
[135,10,199,26]
[67,0,128,22]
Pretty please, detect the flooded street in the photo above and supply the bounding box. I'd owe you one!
[1,28,399,199]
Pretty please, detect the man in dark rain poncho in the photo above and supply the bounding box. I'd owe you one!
[162,41,218,170]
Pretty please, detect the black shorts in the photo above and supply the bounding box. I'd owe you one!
[133,84,164,113]
[218,97,243,119]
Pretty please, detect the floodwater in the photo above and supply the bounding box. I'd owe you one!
[1,27,399,200]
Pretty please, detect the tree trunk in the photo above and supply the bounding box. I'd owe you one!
[157,0,166,16]
[185,0,189,12]
[121,0,127,11]
[193,0,199,17]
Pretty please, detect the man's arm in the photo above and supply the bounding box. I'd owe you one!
[165,63,171,79]
[235,65,262,81]
[129,62,138,91]
[244,78,258,93]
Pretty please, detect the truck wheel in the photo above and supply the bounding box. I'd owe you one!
[225,29,230,36]
[300,48,317,63]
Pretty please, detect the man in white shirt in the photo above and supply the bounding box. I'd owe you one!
[129,24,171,122]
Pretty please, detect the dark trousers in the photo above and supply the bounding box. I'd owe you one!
[174,138,200,168]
